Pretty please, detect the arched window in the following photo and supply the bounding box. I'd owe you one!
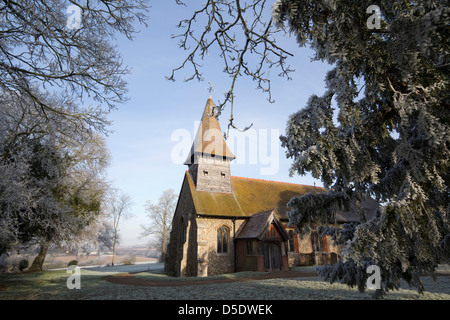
[217,226,230,254]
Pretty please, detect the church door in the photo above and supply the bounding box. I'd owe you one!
[263,242,281,271]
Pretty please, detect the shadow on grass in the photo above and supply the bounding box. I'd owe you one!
[1,264,449,300]
[243,275,450,300]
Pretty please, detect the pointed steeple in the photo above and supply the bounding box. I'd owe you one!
[184,96,235,165]
[185,96,235,193]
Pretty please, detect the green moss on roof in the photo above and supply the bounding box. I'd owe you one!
[186,172,325,219]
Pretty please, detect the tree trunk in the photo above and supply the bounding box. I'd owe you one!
[29,240,50,272]
[160,242,165,263]
[111,237,116,266]
[160,231,167,263]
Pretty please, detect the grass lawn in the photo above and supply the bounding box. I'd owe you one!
[0,264,449,300]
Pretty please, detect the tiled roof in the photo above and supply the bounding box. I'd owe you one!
[236,210,289,240]
[186,171,325,220]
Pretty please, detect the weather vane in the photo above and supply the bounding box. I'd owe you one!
[207,81,214,94]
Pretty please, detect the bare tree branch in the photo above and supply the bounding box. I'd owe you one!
[169,0,294,132]
[140,189,177,262]
[0,0,149,122]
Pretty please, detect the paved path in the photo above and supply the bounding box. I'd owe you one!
[84,262,164,274]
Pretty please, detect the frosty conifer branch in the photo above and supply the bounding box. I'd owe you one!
[274,0,449,297]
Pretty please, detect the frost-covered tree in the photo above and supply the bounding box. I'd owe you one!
[0,0,147,271]
[141,189,177,262]
[96,218,115,254]
[174,0,449,297]
[107,191,134,266]
[0,0,148,130]
[273,0,449,297]
[0,91,111,271]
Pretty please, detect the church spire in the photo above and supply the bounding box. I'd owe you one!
[184,96,235,165]
[185,96,234,193]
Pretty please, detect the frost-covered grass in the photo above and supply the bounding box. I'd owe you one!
[134,270,268,282]
[0,264,449,300]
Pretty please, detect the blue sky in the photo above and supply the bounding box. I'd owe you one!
[107,1,332,246]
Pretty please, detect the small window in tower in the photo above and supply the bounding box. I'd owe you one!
[203,170,208,176]
[221,172,226,178]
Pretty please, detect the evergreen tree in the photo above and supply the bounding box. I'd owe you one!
[273,0,449,297]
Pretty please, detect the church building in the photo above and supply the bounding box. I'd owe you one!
[165,96,376,277]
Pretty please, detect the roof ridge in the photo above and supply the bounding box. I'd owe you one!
[230,175,326,189]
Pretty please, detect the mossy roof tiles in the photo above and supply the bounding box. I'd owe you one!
[186,171,325,220]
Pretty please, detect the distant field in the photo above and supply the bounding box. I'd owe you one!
[43,253,157,270]
[0,246,158,273]
[0,264,449,300]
